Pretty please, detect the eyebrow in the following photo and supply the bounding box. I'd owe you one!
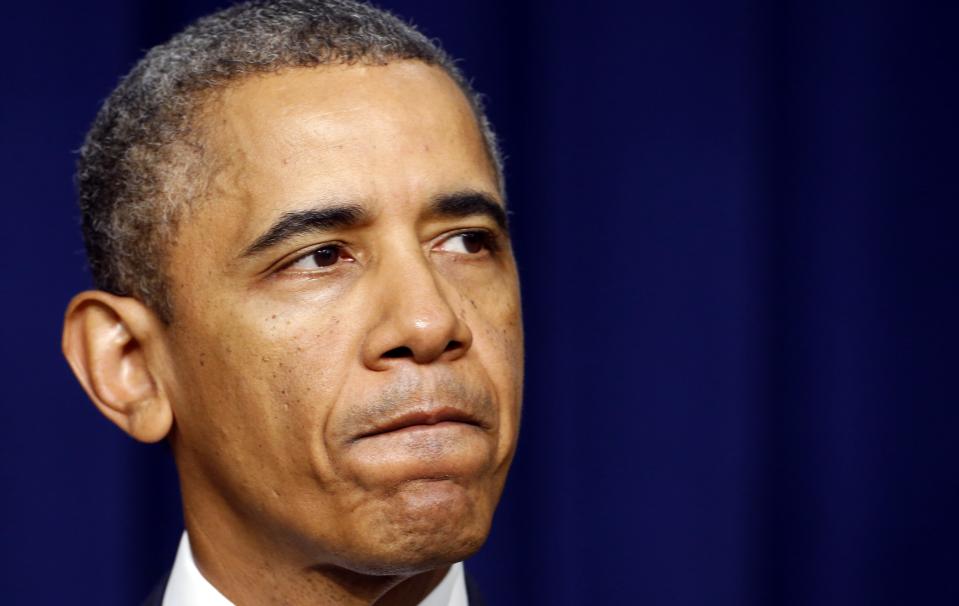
[240,190,508,258]
[429,191,509,231]
[241,203,368,257]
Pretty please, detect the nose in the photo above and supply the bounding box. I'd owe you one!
[361,251,473,370]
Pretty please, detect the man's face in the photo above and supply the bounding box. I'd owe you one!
[159,62,523,573]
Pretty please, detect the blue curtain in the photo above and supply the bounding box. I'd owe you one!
[2,1,956,604]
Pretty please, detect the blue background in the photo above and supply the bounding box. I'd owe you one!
[2,1,958,604]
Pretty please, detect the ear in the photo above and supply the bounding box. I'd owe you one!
[62,291,173,443]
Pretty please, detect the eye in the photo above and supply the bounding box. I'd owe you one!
[287,244,348,271]
[436,231,496,255]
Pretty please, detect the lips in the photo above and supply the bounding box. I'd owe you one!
[354,406,484,441]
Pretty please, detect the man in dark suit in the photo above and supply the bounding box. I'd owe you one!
[61,1,522,604]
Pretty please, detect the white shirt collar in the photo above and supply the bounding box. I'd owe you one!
[162,532,469,606]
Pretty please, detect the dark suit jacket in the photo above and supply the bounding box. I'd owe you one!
[142,568,487,605]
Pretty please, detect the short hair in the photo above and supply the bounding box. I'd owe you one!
[77,0,503,321]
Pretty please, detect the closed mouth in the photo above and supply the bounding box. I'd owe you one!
[355,406,483,440]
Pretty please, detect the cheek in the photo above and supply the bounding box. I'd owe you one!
[464,275,524,443]
[482,303,523,389]
[467,269,523,370]
[239,311,355,429]
[169,310,356,479]
[242,309,388,495]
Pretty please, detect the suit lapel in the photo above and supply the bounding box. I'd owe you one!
[464,571,487,606]
[141,572,170,606]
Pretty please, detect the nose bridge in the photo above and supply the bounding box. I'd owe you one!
[385,244,453,322]
[363,236,471,367]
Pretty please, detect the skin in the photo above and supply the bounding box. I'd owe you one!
[62,61,523,605]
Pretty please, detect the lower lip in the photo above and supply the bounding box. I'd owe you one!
[343,422,491,480]
[366,420,478,438]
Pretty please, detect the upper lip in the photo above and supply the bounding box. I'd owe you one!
[355,405,484,440]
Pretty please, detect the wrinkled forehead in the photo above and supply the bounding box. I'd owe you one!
[173,61,500,265]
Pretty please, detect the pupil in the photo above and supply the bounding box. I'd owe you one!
[312,246,339,267]
[462,233,483,253]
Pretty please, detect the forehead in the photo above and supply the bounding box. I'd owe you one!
[165,60,503,319]
[196,61,496,222]
[166,61,501,287]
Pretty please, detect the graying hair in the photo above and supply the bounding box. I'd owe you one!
[77,0,502,322]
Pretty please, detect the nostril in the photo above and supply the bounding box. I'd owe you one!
[382,341,461,360]
[383,346,413,359]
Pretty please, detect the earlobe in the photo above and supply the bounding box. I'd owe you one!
[62,291,173,443]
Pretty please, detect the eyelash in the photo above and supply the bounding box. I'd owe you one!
[442,229,502,255]
[280,242,350,273]
[277,229,501,275]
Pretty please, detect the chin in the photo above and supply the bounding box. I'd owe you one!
[346,479,494,575]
